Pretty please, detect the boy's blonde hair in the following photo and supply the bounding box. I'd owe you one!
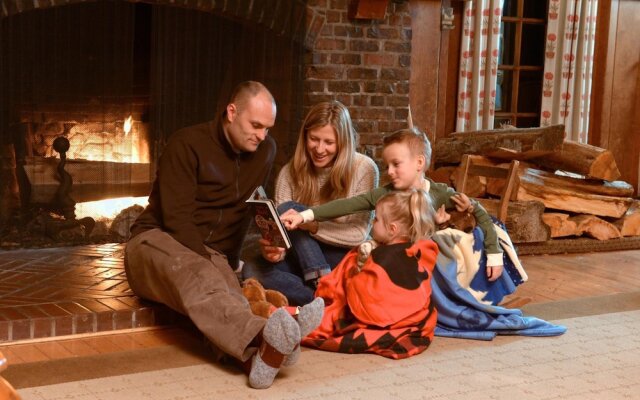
[289,101,357,205]
[376,189,436,242]
[382,127,432,171]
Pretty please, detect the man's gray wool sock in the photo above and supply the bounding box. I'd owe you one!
[282,297,325,367]
[249,308,300,389]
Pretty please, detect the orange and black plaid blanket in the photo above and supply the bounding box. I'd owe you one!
[302,240,438,359]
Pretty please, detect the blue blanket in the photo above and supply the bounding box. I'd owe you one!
[431,225,567,340]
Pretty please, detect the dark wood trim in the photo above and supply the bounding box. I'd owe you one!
[409,0,442,141]
[442,1,464,137]
[589,0,616,148]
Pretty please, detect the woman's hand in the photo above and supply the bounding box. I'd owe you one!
[451,193,474,213]
[486,264,504,281]
[280,209,304,230]
[259,238,286,263]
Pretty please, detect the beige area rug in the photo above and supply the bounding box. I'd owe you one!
[15,309,640,400]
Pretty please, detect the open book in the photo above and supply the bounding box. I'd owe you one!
[246,186,292,250]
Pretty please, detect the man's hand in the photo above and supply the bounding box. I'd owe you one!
[259,238,286,263]
[280,209,304,230]
[487,264,504,281]
[451,193,474,213]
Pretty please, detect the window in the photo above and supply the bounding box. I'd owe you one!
[495,0,547,127]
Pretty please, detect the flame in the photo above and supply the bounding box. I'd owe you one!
[124,115,133,136]
[75,196,148,220]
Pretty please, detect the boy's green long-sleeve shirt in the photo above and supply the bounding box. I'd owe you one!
[308,178,502,259]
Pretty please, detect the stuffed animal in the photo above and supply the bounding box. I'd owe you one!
[242,278,289,318]
[438,210,477,233]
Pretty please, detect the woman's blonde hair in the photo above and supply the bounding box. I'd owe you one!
[376,189,436,242]
[289,101,357,205]
[382,127,432,171]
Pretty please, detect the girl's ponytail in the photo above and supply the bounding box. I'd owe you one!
[408,189,436,241]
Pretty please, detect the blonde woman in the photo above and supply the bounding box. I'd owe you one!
[243,101,379,305]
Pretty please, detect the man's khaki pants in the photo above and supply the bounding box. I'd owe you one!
[125,229,265,361]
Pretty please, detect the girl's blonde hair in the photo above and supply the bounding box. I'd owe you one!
[382,127,432,171]
[377,189,436,242]
[289,101,357,205]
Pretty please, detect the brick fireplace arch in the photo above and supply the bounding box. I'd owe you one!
[0,0,324,48]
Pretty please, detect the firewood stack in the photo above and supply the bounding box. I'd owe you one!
[431,124,640,244]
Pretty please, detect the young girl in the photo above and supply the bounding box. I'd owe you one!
[302,189,439,359]
[281,127,505,283]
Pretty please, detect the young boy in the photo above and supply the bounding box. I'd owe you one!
[281,127,504,281]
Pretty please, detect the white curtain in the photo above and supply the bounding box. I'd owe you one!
[540,0,598,142]
[456,0,504,132]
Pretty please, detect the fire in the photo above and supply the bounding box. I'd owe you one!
[124,115,133,136]
[63,115,151,226]
[75,196,148,220]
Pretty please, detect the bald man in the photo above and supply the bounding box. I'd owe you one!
[125,81,320,388]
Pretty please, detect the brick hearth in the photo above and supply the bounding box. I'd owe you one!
[0,244,180,342]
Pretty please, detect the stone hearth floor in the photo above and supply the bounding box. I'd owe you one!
[0,243,181,343]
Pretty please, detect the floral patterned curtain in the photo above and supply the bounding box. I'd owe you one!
[540,0,598,142]
[456,0,504,132]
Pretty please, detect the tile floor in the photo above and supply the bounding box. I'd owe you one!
[0,244,180,342]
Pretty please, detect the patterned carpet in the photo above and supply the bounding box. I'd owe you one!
[14,309,640,400]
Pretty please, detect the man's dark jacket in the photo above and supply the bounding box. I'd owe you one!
[130,117,276,269]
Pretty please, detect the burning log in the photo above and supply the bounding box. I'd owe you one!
[24,156,152,204]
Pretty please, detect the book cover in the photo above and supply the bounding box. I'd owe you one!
[246,186,292,250]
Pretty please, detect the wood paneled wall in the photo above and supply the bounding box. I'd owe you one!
[588,0,639,194]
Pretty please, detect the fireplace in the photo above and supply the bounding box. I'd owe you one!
[0,1,305,247]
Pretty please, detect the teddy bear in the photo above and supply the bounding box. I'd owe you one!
[242,277,289,318]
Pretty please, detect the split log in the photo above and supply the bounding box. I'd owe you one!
[489,167,633,218]
[543,212,622,240]
[543,212,579,238]
[614,200,640,236]
[571,214,622,240]
[434,124,565,165]
[24,156,152,204]
[477,199,550,243]
[530,140,621,181]
[487,167,634,198]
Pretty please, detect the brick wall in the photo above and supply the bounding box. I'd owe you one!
[304,0,412,161]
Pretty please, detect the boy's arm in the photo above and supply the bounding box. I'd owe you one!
[312,160,380,247]
[301,186,390,222]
